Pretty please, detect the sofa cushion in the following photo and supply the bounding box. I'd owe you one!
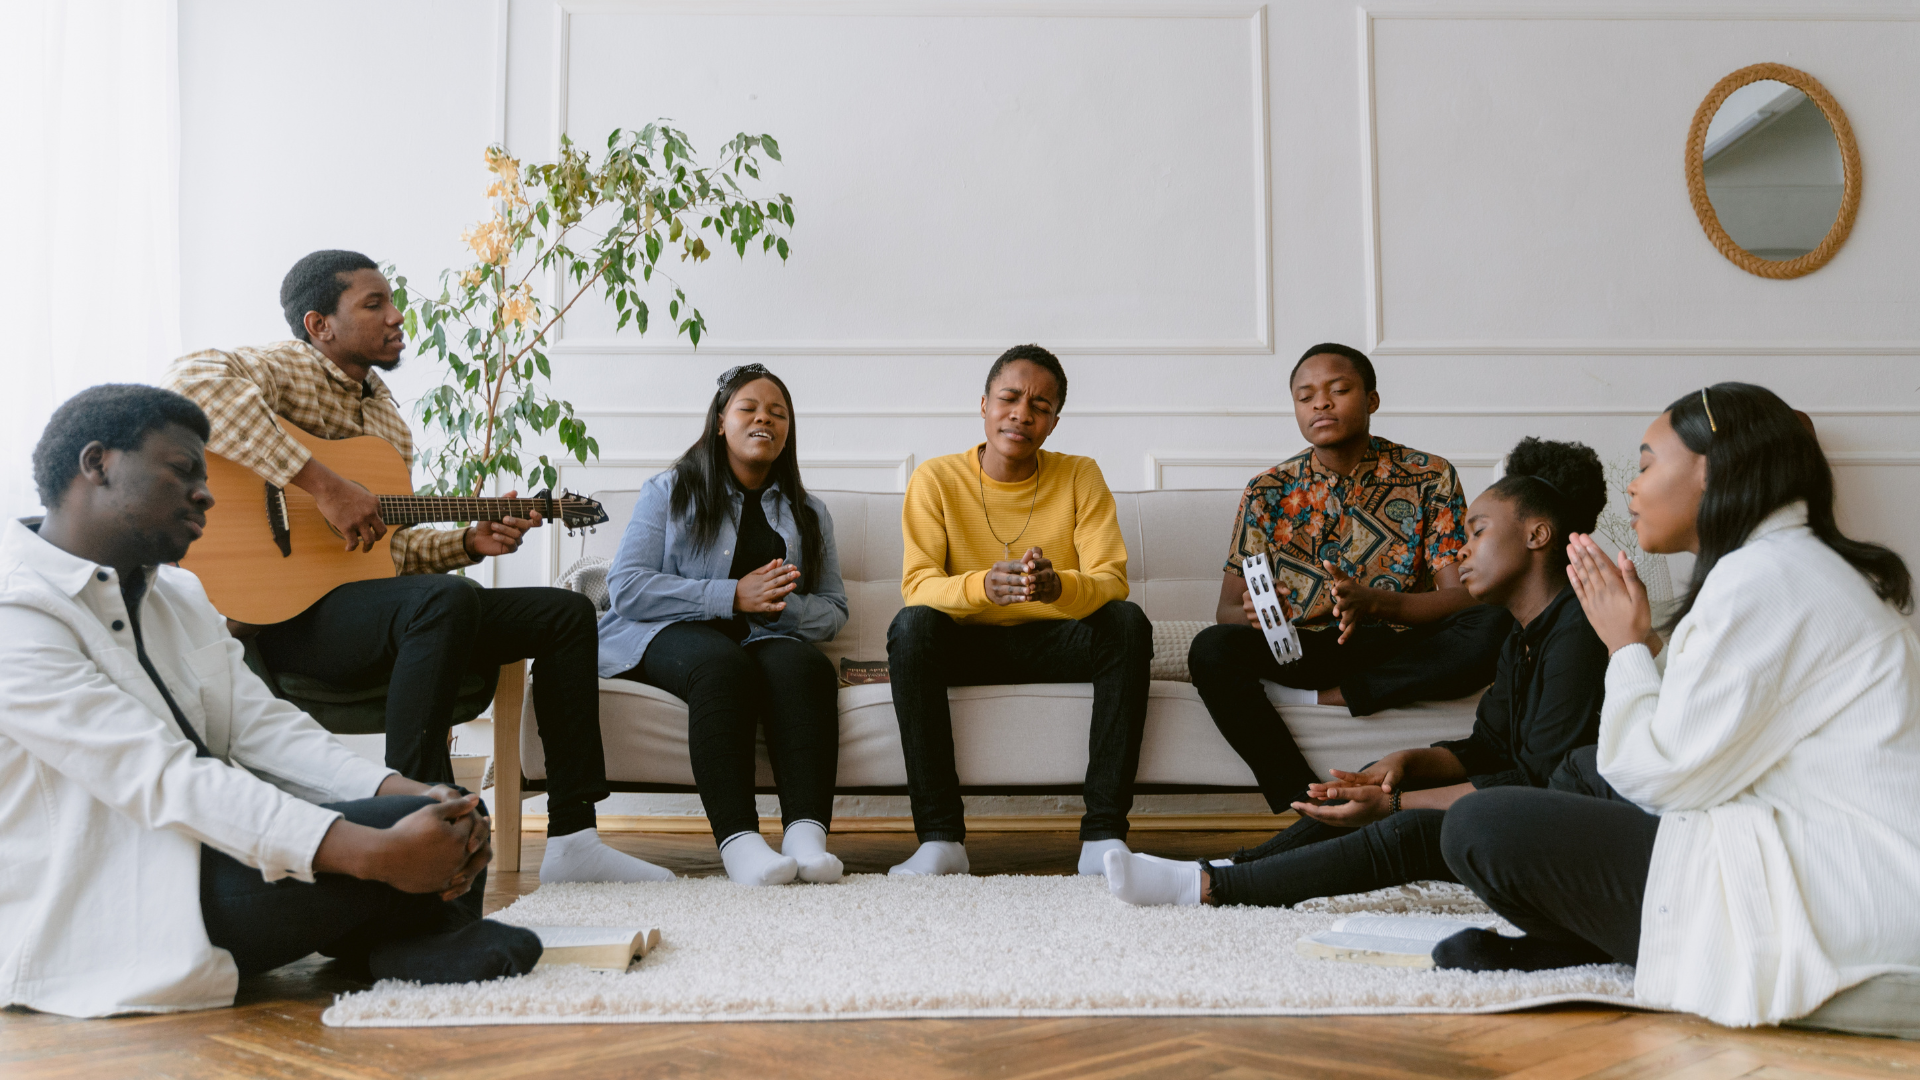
[522,677,1479,791]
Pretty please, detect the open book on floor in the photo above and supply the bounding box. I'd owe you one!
[1296,916,1499,969]
[527,926,663,971]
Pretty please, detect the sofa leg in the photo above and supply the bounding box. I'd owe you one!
[492,659,527,873]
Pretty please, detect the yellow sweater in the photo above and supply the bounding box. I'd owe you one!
[900,446,1129,624]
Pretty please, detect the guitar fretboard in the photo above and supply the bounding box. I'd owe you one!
[376,497,561,527]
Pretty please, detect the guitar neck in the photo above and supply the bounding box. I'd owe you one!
[376,496,555,527]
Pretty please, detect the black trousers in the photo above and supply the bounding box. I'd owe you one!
[256,577,609,836]
[887,601,1153,843]
[1440,746,1657,965]
[1188,606,1511,811]
[615,622,840,844]
[199,795,540,982]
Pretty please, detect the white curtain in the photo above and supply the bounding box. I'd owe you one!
[0,0,181,520]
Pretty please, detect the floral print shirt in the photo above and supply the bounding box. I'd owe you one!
[1224,437,1468,630]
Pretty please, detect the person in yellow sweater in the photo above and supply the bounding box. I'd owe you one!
[886,345,1152,877]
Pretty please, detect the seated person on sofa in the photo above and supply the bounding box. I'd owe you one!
[1431,385,1920,1032]
[1190,343,1511,810]
[166,249,666,886]
[0,386,539,1019]
[1105,438,1610,908]
[600,365,848,887]
[887,345,1153,878]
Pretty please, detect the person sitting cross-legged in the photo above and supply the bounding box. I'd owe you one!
[1191,343,1513,813]
[0,386,540,1019]
[886,344,1153,878]
[1106,438,1610,908]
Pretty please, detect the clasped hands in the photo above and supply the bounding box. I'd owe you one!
[985,547,1062,606]
[1289,750,1410,828]
[319,784,492,901]
[736,558,800,613]
[1564,533,1662,656]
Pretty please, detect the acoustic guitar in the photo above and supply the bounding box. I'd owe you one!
[181,417,608,624]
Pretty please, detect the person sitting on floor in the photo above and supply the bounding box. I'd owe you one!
[601,365,848,887]
[1431,383,1920,1032]
[887,344,1153,878]
[1190,343,1512,812]
[0,385,540,1019]
[165,249,669,886]
[1106,438,1611,908]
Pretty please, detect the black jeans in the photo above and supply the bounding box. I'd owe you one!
[887,600,1153,843]
[615,622,840,844]
[1189,606,1511,810]
[199,795,541,983]
[1209,809,1452,908]
[1439,746,1657,965]
[256,577,609,836]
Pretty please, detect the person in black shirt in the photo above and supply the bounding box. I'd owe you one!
[601,366,850,887]
[1103,438,1612,907]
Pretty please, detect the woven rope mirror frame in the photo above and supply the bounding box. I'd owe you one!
[1686,63,1861,279]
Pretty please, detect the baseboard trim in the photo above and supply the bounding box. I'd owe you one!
[524,812,1293,834]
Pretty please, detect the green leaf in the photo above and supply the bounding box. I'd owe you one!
[776,237,788,260]
[761,134,781,161]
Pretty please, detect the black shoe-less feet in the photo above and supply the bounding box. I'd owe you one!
[368,918,543,984]
[1431,928,1612,972]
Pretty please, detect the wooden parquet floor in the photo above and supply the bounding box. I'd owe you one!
[4,829,1915,1080]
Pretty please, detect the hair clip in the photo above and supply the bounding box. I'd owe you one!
[1700,387,1718,433]
[718,363,770,388]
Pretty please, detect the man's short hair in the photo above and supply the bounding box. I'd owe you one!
[1289,342,1377,395]
[984,344,1069,411]
[32,385,211,508]
[280,250,379,341]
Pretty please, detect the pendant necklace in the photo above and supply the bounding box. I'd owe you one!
[978,447,1042,559]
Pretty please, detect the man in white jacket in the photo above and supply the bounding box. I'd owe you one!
[0,385,540,1018]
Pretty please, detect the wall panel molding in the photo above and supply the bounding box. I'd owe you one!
[579,405,1920,420]
[1146,451,1504,490]
[1358,7,1920,358]
[545,0,1273,355]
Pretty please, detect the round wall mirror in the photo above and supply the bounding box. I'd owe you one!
[1686,63,1860,279]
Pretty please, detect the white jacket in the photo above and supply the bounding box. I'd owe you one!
[1600,503,1920,1027]
[0,521,393,1017]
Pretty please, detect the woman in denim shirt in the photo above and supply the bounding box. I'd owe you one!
[600,365,848,886]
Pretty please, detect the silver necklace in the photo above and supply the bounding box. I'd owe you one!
[978,448,1042,559]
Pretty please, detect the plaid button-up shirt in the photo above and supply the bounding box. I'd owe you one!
[164,340,474,576]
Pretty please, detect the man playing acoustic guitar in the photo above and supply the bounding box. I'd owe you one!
[165,249,672,884]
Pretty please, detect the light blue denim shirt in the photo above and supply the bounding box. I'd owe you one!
[596,469,848,677]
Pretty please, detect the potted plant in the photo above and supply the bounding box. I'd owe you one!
[391,123,794,498]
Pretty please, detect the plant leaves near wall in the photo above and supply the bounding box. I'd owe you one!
[393,126,796,498]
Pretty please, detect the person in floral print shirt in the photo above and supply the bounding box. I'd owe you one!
[1186,344,1512,811]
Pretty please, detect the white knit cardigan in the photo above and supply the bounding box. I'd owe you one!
[1600,503,1920,1027]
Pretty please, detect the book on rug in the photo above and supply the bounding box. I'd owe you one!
[1295,915,1496,968]
[529,926,663,971]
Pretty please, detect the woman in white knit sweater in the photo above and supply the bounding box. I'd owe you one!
[1432,383,1920,1030]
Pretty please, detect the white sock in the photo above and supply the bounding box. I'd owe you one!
[1272,683,1318,705]
[888,840,970,876]
[1105,849,1203,907]
[1078,838,1131,876]
[540,827,676,884]
[781,819,844,884]
[719,831,798,887]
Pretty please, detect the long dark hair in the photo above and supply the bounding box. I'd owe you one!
[669,365,824,592]
[1485,436,1607,568]
[1665,382,1910,629]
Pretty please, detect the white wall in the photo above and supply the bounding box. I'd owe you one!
[177,0,1920,818]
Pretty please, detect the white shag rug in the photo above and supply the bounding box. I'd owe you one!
[322,875,1638,1027]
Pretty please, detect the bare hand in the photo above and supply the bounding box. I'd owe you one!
[735,558,799,613]
[424,787,492,901]
[1240,578,1294,627]
[1566,533,1654,655]
[373,795,487,894]
[1323,560,1378,644]
[463,490,544,560]
[1306,751,1409,803]
[984,558,1034,605]
[311,468,386,553]
[1292,782,1393,829]
[1018,547,1063,606]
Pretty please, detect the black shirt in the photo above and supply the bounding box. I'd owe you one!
[1432,585,1608,789]
[717,480,788,642]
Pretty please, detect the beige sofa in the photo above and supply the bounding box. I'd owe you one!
[490,488,1481,867]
